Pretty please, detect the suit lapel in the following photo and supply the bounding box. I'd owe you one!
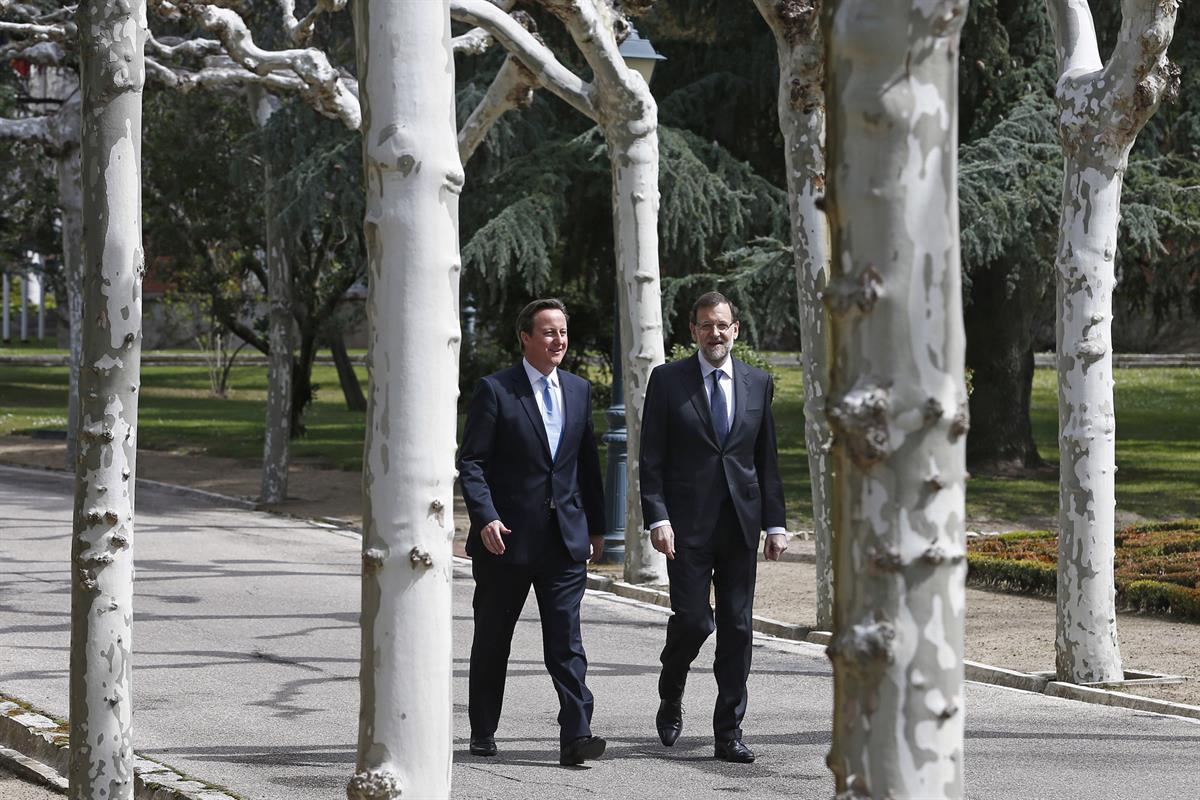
[728,357,750,445]
[685,354,719,449]
[513,366,553,462]
[556,373,580,465]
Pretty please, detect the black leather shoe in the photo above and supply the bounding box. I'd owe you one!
[714,737,755,763]
[656,699,683,747]
[559,735,606,766]
[469,735,497,757]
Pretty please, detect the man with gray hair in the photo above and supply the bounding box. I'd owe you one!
[640,291,788,763]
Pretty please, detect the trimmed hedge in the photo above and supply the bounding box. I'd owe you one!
[967,521,1200,623]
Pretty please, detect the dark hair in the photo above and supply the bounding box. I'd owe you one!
[690,291,739,325]
[516,298,569,342]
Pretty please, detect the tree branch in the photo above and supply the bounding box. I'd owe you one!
[451,0,516,54]
[0,114,54,148]
[534,0,643,105]
[1103,0,1180,119]
[458,54,539,163]
[451,0,596,120]
[278,0,344,46]
[174,1,361,129]
[146,55,307,95]
[0,19,72,41]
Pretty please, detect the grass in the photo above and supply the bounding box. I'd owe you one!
[1,353,1198,527]
[965,368,1200,523]
[968,521,1200,622]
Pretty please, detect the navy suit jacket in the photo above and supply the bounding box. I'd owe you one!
[639,353,786,549]
[458,364,606,565]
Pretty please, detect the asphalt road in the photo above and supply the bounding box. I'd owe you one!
[2,464,1198,800]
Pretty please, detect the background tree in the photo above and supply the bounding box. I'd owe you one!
[823,0,969,795]
[751,0,834,629]
[1045,0,1178,684]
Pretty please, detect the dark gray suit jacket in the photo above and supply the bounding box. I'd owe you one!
[639,353,786,549]
[458,364,606,564]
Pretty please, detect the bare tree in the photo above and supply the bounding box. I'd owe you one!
[0,45,83,467]
[823,0,969,796]
[752,0,833,629]
[346,0,461,796]
[1045,0,1178,684]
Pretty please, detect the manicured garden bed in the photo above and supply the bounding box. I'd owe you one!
[968,521,1200,622]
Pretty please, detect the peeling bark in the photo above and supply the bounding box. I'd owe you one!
[247,87,294,505]
[349,1,461,797]
[1045,0,1178,684]
[753,0,834,630]
[824,1,969,797]
[70,0,147,797]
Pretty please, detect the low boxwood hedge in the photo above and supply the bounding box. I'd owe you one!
[967,521,1200,623]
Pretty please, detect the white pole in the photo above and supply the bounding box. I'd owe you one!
[20,271,30,342]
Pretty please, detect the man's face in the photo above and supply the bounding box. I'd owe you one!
[521,309,568,374]
[690,302,738,366]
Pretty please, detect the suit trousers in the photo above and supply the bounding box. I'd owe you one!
[659,494,758,740]
[468,521,594,745]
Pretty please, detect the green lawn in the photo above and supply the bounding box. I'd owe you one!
[2,354,1197,526]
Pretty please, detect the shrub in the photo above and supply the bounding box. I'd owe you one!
[967,522,1200,623]
[668,342,777,380]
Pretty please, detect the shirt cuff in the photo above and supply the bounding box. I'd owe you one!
[765,527,787,536]
[649,520,670,530]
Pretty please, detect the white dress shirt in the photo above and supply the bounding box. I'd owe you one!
[649,355,786,537]
[523,358,563,433]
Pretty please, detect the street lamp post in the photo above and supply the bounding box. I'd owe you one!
[602,27,665,563]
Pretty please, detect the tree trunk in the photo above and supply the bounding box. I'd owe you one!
[248,87,294,504]
[289,332,318,437]
[823,1,969,796]
[753,0,834,630]
[964,261,1043,473]
[348,1,461,798]
[58,137,84,468]
[1045,0,1178,684]
[70,1,146,798]
[329,329,367,412]
[606,119,668,586]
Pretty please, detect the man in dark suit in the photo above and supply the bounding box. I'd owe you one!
[639,291,788,764]
[457,298,608,767]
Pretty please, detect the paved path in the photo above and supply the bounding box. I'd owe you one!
[2,465,1199,799]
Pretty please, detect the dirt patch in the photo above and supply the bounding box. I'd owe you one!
[4,433,1198,708]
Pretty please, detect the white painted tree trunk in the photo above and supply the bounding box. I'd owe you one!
[247,88,294,505]
[1046,0,1178,684]
[823,1,969,796]
[348,1,461,798]
[753,0,834,630]
[70,1,147,798]
[606,116,668,585]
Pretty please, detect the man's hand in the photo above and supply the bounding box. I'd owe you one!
[651,524,676,560]
[481,519,511,555]
[588,535,605,563]
[763,533,788,561]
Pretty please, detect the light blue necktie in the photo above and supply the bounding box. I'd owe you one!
[541,376,562,458]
